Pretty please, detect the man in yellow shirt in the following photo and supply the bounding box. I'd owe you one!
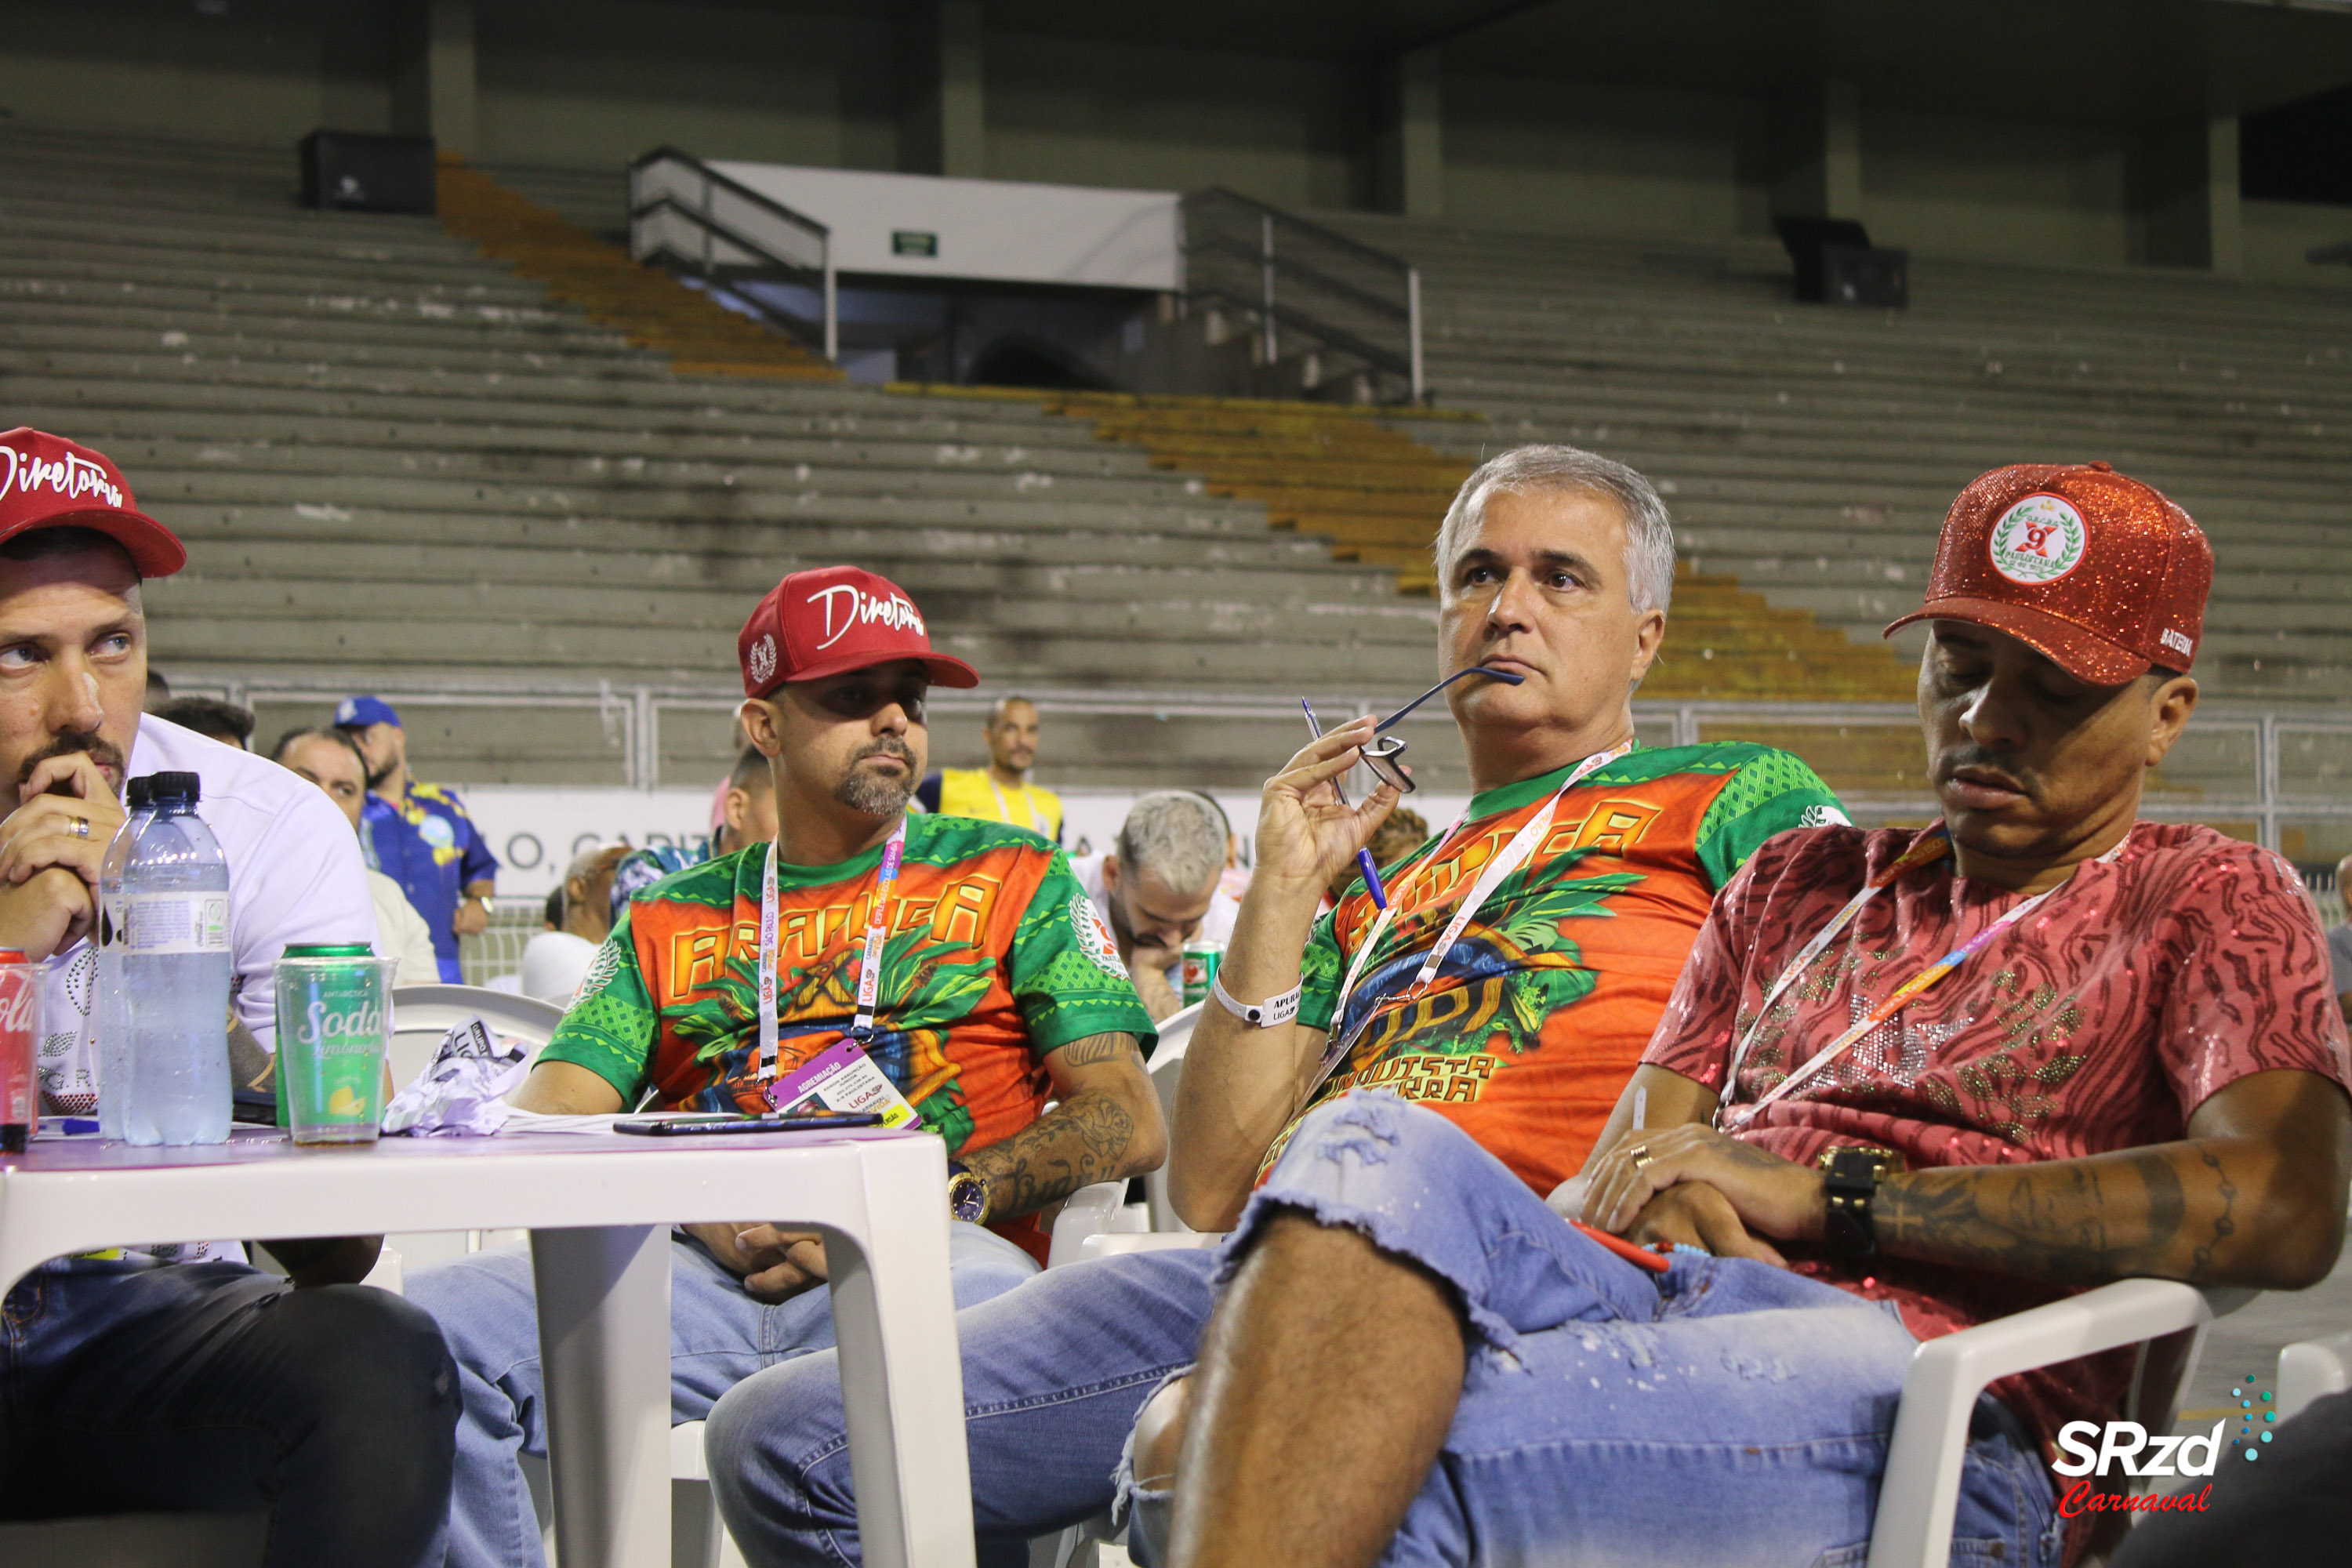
[916,695,1062,842]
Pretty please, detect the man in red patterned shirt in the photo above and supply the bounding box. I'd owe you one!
[1142,463,2352,1568]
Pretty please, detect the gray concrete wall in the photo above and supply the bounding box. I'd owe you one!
[6,1,2352,284]
[983,30,1370,209]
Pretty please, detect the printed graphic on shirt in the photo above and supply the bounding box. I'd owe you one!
[1272,743,1844,1196]
[543,814,1152,1161]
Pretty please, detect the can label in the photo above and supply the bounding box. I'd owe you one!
[1181,941,1225,1007]
[0,962,37,1141]
[274,957,389,1138]
[123,892,230,955]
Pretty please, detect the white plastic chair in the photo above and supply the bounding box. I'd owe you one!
[1867,1280,2256,1568]
[2277,1327,2352,1420]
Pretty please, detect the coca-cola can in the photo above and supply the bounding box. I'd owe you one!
[0,948,38,1154]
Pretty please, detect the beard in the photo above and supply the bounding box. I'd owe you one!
[19,727,129,793]
[834,736,916,817]
[365,756,398,789]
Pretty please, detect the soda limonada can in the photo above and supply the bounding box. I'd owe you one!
[0,949,36,1154]
[274,944,394,1145]
[1181,939,1225,1008]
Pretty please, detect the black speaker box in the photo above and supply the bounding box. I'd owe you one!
[1821,243,1908,309]
[299,131,437,215]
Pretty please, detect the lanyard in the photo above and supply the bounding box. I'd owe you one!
[1718,826,2108,1127]
[987,777,1039,834]
[757,822,906,1081]
[1313,742,1635,1094]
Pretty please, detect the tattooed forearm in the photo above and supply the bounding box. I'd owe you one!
[1052,1031,1139,1069]
[1875,1138,2270,1288]
[964,1091,1140,1220]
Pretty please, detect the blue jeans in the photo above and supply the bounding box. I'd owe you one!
[0,1261,459,1568]
[406,1222,1037,1568]
[711,1094,2060,1568]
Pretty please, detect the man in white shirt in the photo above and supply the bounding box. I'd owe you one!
[271,725,442,989]
[1068,790,1238,1022]
[0,427,457,1566]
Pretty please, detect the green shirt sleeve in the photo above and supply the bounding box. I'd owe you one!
[537,909,657,1103]
[1294,908,1346,1033]
[1009,850,1158,1057]
[1694,748,1851,890]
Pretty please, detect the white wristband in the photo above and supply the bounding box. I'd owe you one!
[1210,973,1301,1029]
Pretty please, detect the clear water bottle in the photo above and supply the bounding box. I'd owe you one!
[96,775,154,1140]
[121,771,232,1146]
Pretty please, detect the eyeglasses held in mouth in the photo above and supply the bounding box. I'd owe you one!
[807,678,930,724]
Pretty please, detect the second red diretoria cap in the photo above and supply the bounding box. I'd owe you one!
[1885,461,2212,685]
[0,428,187,578]
[737,565,979,698]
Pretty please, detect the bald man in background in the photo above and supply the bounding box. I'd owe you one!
[917,695,1061,842]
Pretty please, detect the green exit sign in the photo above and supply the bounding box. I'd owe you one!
[891,230,939,257]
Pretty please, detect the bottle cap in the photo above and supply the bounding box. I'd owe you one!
[283,943,374,958]
[0,949,26,964]
[125,777,151,810]
[148,771,201,805]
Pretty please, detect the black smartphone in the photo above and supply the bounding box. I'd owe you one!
[612,1111,887,1137]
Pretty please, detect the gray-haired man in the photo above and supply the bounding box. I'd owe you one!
[1071,791,1239,1022]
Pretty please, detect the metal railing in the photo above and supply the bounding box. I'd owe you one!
[181,673,2352,861]
[628,146,838,361]
[1181,187,1424,404]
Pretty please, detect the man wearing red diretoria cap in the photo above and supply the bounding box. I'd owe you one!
[0,430,458,1563]
[405,564,1167,1568]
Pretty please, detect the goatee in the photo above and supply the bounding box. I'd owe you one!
[835,739,915,817]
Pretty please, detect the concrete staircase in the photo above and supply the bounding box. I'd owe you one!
[1320,215,2352,706]
[0,128,1436,789]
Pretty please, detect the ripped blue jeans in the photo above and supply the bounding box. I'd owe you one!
[1117,1093,2062,1568]
[706,1092,2059,1567]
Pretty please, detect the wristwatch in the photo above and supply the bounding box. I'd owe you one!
[946,1161,991,1225]
[1819,1147,1892,1259]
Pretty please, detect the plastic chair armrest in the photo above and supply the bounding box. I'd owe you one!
[1865,1278,2214,1568]
[1078,1231,1225,1263]
[1046,1182,1131,1269]
[2278,1329,2352,1421]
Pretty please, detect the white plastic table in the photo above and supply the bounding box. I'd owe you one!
[0,1126,978,1568]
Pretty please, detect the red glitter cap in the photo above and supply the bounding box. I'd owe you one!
[737,565,978,698]
[1885,462,2212,685]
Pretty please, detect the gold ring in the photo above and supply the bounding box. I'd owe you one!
[68,816,89,840]
[1628,1144,1653,1171]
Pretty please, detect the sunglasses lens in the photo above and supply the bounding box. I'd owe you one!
[817,683,927,723]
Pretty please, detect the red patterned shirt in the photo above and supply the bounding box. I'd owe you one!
[1645,821,2352,1482]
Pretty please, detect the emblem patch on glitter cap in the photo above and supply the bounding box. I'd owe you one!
[1987,493,2087,586]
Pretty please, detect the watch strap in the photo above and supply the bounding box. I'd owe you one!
[1210,972,1302,1029]
[1820,1147,1886,1259]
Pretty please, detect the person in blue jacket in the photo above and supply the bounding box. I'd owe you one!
[336,695,499,983]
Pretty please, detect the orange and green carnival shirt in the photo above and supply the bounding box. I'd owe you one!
[1274,742,1847,1196]
[543,815,1156,1259]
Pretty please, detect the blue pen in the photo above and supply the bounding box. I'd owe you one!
[1301,699,1388,910]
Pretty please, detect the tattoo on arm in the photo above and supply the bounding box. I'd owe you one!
[1874,1142,2249,1287]
[962,1033,1145,1220]
[1051,1031,1138,1069]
